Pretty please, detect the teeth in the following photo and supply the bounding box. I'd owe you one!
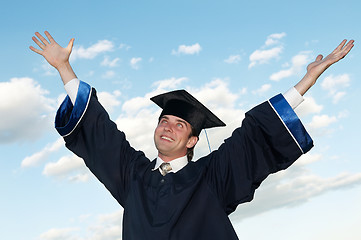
[161,136,174,142]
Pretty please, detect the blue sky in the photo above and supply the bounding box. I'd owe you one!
[1,0,361,239]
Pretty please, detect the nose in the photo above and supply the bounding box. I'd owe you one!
[164,124,173,132]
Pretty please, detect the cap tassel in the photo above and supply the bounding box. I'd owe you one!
[204,129,212,153]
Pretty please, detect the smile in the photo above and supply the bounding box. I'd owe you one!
[161,136,174,142]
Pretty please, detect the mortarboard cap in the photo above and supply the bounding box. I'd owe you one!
[150,89,226,136]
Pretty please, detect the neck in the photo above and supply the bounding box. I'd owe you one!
[158,153,187,162]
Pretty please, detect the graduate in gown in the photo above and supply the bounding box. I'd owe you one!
[30,31,354,240]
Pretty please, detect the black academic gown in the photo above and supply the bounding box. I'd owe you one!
[55,81,313,240]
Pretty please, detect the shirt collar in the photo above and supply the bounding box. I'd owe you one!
[153,155,188,173]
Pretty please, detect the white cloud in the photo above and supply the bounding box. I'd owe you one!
[270,51,312,81]
[119,75,186,116]
[230,157,361,222]
[90,211,123,240]
[21,138,64,168]
[293,153,322,167]
[119,43,131,50]
[270,68,293,81]
[130,57,142,69]
[101,56,120,67]
[321,74,350,93]
[41,60,58,76]
[332,91,346,104]
[23,137,94,182]
[116,109,159,156]
[308,114,337,129]
[305,39,319,47]
[294,96,323,117]
[190,79,243,153]
[102,70,116,79]
[249,32,286,68]
[307,114,338,137]
[239,87,247,96]
[42,155,89,181]
[252,84,271,96]
[321,74,350,103]
[71,40,114,60]
[337,110,349,119]
[68,173,90,182]
[0,77,55,144]
[39,227,79,240]
[195,79,238,109]
[39,210,123,240]
[249,46,283,68]
[224,55,241,64]
[265,32,286,46]
[152,77,188,91]
[121,96,153,117]
[172,43,202,55]
[97,90,122,113]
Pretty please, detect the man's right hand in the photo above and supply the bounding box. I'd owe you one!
[30,31,77,85]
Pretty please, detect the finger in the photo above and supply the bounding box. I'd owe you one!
[66,38,75,52]
[29,46,42,55]
[32,36,45,50]
[315,54,323,61]
[331,40,354,61]
[35,31,50,46]
[44,31,56,44]
[341,40,355,56]
[337,39,347,50]
[332,39,351,55]
[344,40,355,51]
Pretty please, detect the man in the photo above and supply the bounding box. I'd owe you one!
[30,31,353,239]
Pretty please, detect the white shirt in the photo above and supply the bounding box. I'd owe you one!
[153,156,189,174]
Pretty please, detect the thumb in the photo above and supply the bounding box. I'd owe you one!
[67,38,75,53]
[315,54,323,61]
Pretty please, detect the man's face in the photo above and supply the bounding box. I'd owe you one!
[154,115,198,161]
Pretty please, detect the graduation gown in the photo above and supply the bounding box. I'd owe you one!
[55,81,313,240]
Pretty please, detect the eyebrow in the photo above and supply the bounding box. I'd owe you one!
[160,116,189,127]
[176,119,188,126]
[160,116,169,121]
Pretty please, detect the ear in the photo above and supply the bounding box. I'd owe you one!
[186,136,198,148]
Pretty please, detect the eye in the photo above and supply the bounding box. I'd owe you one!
[176,123,184,128]
[160,119,168,125]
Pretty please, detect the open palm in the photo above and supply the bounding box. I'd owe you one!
[306,39,354,79]
[30,31,74,69]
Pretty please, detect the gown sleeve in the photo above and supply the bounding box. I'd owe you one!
[203,93,313,215]
[54,81,145,206]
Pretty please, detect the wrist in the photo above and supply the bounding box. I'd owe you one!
[294,74,316,96]
[56,62,77,85]
[56,61,71,73]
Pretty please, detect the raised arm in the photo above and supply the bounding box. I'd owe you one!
[30,31,76,85]
[295,39,354,96]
